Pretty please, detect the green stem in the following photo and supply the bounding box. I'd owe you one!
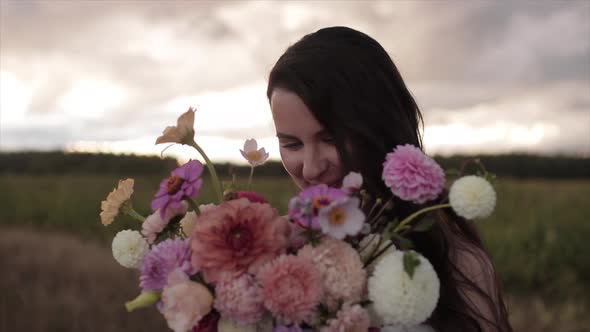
[393,203,451,233]
[186,198,201,215]
[189,140,223,203]
[121,202,145,222]
[247,166,254,191]
[125,291,161,312]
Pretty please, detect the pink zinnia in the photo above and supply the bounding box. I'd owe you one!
[382,144,445,204]
[214,273,266,324]
[258,255,324,324]
[320,304,370,332]
[190,198,290,284]
[152,160,204,218]
[298,237,366,310]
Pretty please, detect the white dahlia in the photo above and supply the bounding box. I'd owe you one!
[368,251,439,326]
[449,175,496,220]
[112,230,149,268]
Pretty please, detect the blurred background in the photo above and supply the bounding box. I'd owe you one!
[1,1,589,331]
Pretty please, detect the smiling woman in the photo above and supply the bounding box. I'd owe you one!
[267,26,513,332]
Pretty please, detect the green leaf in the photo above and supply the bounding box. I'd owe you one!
[413,217,436,232]
[382,218,400,241]
[391,233,414,250]
[403,251,421,279]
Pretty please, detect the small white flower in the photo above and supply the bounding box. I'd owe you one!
[155,107,196,145]
[240,138,269,166]
[112,230,149,269]
[318,197,365,240]
[341,171,363,193]
[100,178,134,226]
[180,211,198,236]
[368,251,440,326]
[449,175,496,220]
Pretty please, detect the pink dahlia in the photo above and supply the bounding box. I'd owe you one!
[152,160,204,218]
[258,255,324,324]
[320,304,370,332]
[382,144,445,204]
[288,184,346,230]
[214,273,265,324]
[236,191,268,204]
[190,198,290,284]
[298,237,366,309]
[192,310,220,332]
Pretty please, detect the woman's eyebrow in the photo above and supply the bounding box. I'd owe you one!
[276,132,298,140]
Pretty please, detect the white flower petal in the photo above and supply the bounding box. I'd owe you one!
[242,138,258,153]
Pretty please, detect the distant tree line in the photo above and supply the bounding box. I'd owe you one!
[1,151,588,179]
[0,151,177,176]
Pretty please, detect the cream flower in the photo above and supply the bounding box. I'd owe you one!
[180,211,198,236]
[155,107,196,145]
[100,178,134,226]
[368,251,439,326]
[112,230,149,268]
[449,175,496,220]
[161,269,214,332]
[240,138,269,166]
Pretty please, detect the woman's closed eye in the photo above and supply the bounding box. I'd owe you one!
[281,141,303,150]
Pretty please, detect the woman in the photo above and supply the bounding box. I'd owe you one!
[267,26,512,332]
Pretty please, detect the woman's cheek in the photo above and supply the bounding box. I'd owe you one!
[279,149,302,178]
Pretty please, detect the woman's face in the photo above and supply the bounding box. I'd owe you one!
[270,88,345,189]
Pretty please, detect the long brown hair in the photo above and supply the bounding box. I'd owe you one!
[268,26,512,331]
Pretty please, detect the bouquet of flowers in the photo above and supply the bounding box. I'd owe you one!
[100,108,498,332]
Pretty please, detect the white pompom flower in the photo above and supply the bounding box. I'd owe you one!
[368,251,440,326]
[112,230,149,269]
[449,175,496,220]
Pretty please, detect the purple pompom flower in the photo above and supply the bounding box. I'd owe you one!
[382,144,445,204]
[288,184,346,229]
[274,325,312,332]
[151,160,204,217]
[140,238,196,291]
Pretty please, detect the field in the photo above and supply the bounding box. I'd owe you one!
[1,174,589,331]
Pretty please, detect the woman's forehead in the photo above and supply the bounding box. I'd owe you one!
[270,88,324,135]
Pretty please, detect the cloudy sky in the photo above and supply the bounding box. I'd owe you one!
[1,0,589,163]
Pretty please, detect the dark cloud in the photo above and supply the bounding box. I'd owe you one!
[0,0,588,156]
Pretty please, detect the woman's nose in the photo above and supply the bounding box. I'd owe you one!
[301,146,328,183]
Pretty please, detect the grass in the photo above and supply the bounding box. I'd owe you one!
[0,173,589,331]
